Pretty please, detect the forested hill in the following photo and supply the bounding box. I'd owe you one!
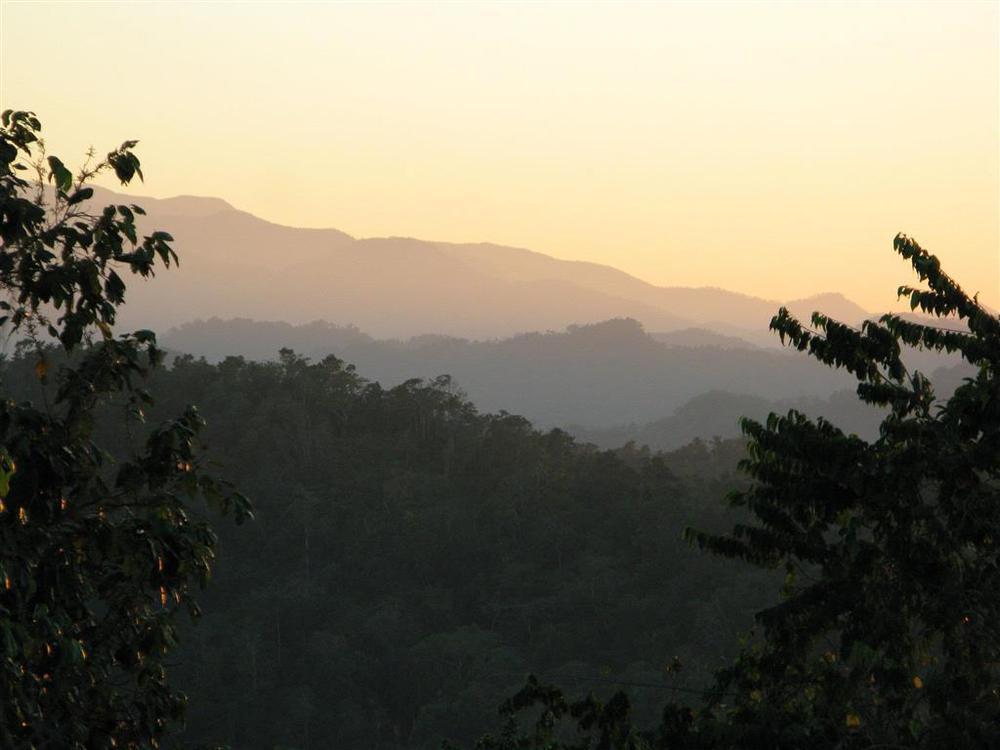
[568,389,885,450]
[2,348,776,750]
[566,362,974,450]
[161,317,854,427]
[161,316,964,431]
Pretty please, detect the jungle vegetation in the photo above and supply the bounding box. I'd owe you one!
[1,113,997,750]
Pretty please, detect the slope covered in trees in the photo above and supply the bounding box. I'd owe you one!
[0,348,778,749]
[460,236,1000,750]
[568,363,977,451]
[160,317,865,429]
[4,112,996,750]
[568,389,886,451]
[161,316,965,439]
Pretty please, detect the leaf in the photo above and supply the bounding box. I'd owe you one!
[47,155,73,193]
[0,453,15,497]
[34,358,48,379]
[109,151,136,185]
[66,187,93,206]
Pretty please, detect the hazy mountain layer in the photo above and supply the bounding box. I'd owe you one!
[161,317,861,428]
[162,316,967,432]
[91,187,874,340]
[650,328,762,350]
[568,390,885,451]
[568,359,975,451]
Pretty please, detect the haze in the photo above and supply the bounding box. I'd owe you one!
[1,1,997,310]
[4,4,1000,747]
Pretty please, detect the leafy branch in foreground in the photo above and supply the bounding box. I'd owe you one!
[470,235,1000,750]
[0,110,250,749]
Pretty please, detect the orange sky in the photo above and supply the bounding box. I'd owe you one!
[1,1,997,309]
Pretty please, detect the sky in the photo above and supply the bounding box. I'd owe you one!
[1,0,998,310]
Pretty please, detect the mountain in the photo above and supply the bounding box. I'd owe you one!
[568,390,886,451]
[785,293,873,327]
[568,359,977,451]
[651,328,761,350]
[162,315,969,433]
[162,317,865,428]
[89,187,875,340]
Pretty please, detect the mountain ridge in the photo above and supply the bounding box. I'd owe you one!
[86,187,878,340]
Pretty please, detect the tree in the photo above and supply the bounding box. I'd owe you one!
[469,236,1000,749]
[0,111,250,748]
[686,234,1000,748]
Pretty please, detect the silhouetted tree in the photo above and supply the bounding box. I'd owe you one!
[688,234,1000,748]
[470,236,1000,749]
[0,111,250,748]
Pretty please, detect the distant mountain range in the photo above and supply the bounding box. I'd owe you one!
[160,317,965,432]
[93,187,875,341]
[86,186,971,442]
[568,389,887,451]
[650,327,761,349]
[570,352,977,451]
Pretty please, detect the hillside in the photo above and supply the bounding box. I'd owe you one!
[568,359,976,451]
[163,315,968,433]
[162,317,863,428]
[568,390,885,451]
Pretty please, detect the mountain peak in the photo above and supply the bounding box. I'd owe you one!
[784,292,871,324]
[90,187,235,217]
[156,194,236,216]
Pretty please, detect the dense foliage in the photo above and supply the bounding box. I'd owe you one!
[465,237,1000,749]
[159,316,864,429]
[0,112,249,748]
[4,110,994,750]
[27,351,766,749]
[690,236,1000,748]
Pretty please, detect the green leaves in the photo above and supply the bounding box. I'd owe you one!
[65,186,93,206]
[489,238,999,750]
[681,236,1000,748]
[0,112,250,749]
[0,118,180,350]
[46,155,73,193]
[108,142,143,185]
[0,449,15,497]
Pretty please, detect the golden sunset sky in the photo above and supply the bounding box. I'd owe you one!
[2,1,997,310]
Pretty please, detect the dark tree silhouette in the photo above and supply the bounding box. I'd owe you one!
[0,111,250,748]
[471,236,1000,750]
